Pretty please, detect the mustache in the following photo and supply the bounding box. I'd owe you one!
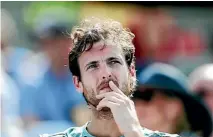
[97,78,119,90]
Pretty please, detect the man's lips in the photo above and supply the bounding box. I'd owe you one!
[99,83,110,90]
[98,80,119,91]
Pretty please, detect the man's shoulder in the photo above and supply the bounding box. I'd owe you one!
[39,126,84,137]
[142,128,181,137]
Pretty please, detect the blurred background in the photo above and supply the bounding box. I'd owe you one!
[1,1,213,137]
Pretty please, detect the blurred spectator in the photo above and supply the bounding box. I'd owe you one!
[1,8,33,81]
[17,4,89,130]
[132,63,212,137]
[1,68,24,137]
[128,8,205,75]
[188,64,213,117]
[1,8,31,137]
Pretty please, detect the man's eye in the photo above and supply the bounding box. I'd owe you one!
[87,64,98,70]
[110,60,120,65]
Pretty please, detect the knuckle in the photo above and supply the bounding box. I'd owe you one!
[120,100,126,105]
[125,98,132,106]
[116,103,121,108]
[130,99,134,105]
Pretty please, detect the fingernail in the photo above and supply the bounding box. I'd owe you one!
[109,81,113,86]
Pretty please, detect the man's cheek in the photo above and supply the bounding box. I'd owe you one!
[116,73,126,87]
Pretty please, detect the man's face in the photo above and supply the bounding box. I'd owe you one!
[76,40,134,118]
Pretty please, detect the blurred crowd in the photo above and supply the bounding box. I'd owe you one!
[1,2,213,137]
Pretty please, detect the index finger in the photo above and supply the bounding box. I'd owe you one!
[109,81,124,95]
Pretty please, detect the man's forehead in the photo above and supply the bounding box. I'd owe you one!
[89,40,122,52]
[79,40,124,63]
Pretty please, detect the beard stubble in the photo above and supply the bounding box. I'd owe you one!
[82,76,133,120]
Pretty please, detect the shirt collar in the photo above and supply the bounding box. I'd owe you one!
[82,121,125,137]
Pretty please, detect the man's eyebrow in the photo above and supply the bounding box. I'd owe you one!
[85,61,99,70]
[106,57,123,63]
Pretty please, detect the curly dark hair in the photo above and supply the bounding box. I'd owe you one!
[69,17,136,81]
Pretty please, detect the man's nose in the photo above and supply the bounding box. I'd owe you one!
[100,64,112,79]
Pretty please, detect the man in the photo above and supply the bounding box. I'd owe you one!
[133,63,212,137]
[40,17,180,137]
[188,64,213,117]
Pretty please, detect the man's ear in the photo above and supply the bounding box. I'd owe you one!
[129,64,136,78]
[73,76,83,93]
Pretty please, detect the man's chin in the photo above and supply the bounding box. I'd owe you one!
[100,107,111,112]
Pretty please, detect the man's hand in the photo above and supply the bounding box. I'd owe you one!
[96,81,143,137]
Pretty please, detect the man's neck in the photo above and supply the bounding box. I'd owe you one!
[87,113,122,137]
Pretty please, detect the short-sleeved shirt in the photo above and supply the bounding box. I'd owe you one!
[19,68,86,121]
[40,122,180,137]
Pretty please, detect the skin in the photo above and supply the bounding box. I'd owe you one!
[134,90,183,134]
[73,40,143,137]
